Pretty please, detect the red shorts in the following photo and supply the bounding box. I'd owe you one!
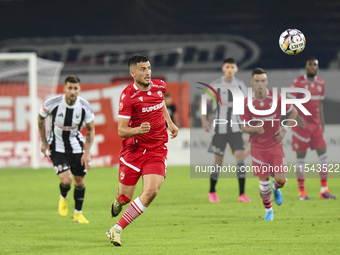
[251,144,287,178]
[292,123,326,152]
[119,145,168,186]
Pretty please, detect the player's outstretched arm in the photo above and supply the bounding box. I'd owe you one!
[81,120,95,171]
[118,117,150,138]
[38,114,49,157]
[163,103,178,139]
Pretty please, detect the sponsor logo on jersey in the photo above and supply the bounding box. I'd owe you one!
[58,112,64,117]
[54,122,77,130]
[158,91,162,97]
[142,101,164,113]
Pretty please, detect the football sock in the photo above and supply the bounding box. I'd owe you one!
[59,182,71,199]
[117,197,147,229]
[74,185,85,211]
[259,180,272,209]
[209,163,220,193]
[296,158,305,192]
[237,160,246,195]
[319,153,328,191]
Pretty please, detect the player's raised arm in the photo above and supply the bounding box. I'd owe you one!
[163,103,178,139]
[118,117,150,138]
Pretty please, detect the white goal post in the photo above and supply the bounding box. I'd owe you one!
[0,53,64,168]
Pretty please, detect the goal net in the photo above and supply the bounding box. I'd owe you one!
[0,53,64,168]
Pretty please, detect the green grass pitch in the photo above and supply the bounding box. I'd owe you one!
[1,166,340,254]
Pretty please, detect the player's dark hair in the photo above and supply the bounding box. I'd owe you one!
[64,75,80,84]
[252,68,266,77]
[223,58,236,65]
[128,55,149,67]
[306,56,318,64]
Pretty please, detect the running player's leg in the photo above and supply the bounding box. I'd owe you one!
[107,180,138,246]
[50,151,72,217]
[272,173,286,206]
[296,151,309,200]
[251,149,273,220]
[229,132,251,202]
[115,174,164,230]
[270,147,287,206]
[111,183,136,217]
[292,126,311,200]
[208,154,223,202]
[259,177,273,221]
[73,175,89,223]
[207,134,227,202]
[71,153,90,223]
[108,152,166,246]
[58,170,72,217]
[311,126,336,199]
[316,147,337,199]
[234,149,251,202]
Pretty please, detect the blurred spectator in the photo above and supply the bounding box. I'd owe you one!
[190,94,212,127]
[164,93,178,126]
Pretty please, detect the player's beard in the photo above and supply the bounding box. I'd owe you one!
[66,95,77,105]
[137,78,151,88]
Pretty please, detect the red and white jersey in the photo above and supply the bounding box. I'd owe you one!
[289,75,325,125]
[118,79,168,151]
[240,89,293,149]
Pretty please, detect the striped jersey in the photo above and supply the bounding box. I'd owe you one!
[39,94,95,154]
[210,77,247,134]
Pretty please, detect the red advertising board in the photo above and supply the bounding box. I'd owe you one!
[0,81,189,167]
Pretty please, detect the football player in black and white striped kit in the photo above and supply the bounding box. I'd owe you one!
[201,58,251,203]
[38,75,95,223]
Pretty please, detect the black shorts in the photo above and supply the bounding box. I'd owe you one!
[49,151,87,176]
[208,132,245,156]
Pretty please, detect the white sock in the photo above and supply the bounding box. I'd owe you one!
[114,225,123,231]
[321,187,328,192]
[74,209,82,214]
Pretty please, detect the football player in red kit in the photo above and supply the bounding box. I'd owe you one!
[289,57,337,200]
[106,55,178,246]
[240,68,297,221]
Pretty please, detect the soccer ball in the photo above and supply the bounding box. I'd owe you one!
[279,29,306,55]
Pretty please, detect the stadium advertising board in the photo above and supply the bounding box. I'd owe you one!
[0,82,189,168]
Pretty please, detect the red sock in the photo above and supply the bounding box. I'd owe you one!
[321,179,327,188]
[297,179,305,192]
[259,181,272,209]
[117,197,147,229]
[319,153,328,188]
[296,158,305,192]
